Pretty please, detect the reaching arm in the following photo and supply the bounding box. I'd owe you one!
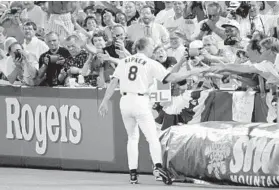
[164,67,209,83]
[223,64,260,75]
[102,77,119,102]
[7,66,22,84]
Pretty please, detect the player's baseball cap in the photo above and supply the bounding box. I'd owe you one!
[221,19,240,31]
[189,40,203,49]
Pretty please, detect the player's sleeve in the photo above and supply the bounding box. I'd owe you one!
[150,60,171,84]
[112,60,124,80]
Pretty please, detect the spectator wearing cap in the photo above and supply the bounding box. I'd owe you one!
[0,1,25,44]
[154,2,174,25]
[2,37,39,86]
[166,32,185,63]
[22,22,49,61]
[21,1,45,29]
[124,2,140,26]
[127,5,169,46]
[221,19,249,63]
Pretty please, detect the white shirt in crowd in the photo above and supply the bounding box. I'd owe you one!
[166,45,185,63]
[21,5,46,28]
[163,16,198,41]
[113,53,170,94]
[193,16,228,49]
[237,14,279,38]
[154,8,175,25]
[1,53,38,85]
[127,22,169,46]
[22,36,49,61]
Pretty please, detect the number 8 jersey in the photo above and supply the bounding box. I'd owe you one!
[112,53,170,94]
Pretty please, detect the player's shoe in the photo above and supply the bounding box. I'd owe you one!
[153,167,173,185]
[130,171,138,184]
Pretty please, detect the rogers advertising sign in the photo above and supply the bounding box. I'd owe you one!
[0,88,115,162]
[5,98,82,155]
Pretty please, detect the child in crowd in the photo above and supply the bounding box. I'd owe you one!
[82,31,108,87]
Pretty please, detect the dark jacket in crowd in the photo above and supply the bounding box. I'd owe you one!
[39,47,71,86]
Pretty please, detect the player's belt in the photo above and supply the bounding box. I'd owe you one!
[123,92,144,96]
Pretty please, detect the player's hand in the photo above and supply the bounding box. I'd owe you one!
[99,100,108,117]
[209,65,224,73]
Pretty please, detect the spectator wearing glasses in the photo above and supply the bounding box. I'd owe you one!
[104,24,133,59]
[166,32,185,63]
[191,2,228,49]
[22,22,49,61]
[127,5,169,46]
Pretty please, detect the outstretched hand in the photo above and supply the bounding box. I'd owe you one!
[97,50,111,62]
[99,100,108,117]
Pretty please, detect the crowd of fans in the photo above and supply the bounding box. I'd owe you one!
[0,1,279,94]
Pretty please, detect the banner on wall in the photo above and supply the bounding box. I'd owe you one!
[150,80,171,103]
[0,87,115,162]
[161,121,279,187]
[155,90,277,130]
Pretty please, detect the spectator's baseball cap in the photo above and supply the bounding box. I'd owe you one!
[189,40,203,49]
[221,19,240,30]
[4,37,17,55]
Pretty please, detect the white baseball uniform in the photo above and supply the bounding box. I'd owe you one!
[113,53,170,170]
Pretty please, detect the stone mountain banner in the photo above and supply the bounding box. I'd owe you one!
[160,121,279,187]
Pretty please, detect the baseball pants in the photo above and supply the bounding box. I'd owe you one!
[119,94,163,170]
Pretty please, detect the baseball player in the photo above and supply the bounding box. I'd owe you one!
[98,37,209,184]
